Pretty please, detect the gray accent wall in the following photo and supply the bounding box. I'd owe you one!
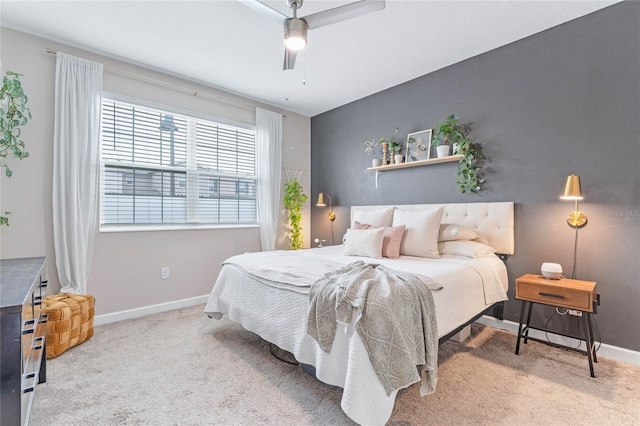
[310,3,640,351]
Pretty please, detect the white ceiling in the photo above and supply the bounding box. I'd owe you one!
[1,0,619,117]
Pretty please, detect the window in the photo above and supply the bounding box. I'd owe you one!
[100,97,256,227]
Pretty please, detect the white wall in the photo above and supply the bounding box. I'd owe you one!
[0,28,311,316]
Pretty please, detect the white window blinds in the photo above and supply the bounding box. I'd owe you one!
[100,98,256,227]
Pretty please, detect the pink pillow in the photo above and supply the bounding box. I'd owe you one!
[353,221,406,259]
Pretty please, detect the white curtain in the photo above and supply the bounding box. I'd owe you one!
[52,52,103,294]
[256,108,283,251]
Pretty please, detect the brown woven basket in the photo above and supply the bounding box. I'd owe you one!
[43,294,95,359]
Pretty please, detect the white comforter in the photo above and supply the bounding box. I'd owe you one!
[205,246,508,425]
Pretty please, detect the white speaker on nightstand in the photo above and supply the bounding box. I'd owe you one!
[541,262,563,280]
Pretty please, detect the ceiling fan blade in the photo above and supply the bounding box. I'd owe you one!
[303,0,385,30]
[283,48,297,70]
[238,0,287,25]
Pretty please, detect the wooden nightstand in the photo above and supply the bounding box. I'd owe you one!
[514,273,599,377]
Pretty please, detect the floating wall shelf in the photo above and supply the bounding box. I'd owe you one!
[368,154,462,171]
[369,155,463,187]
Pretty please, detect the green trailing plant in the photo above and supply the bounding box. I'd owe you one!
[433,114,485,193]
[455,140,485,193]
[1,71,31,226]
[283,178,308,250]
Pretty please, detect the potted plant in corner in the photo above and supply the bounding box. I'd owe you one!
[283,178,308,250]
[0,71,31,226]
[364,138,382,167]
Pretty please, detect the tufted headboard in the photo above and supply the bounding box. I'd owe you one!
[350,202,515,255]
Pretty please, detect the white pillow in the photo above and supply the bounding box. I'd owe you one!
[343,228,385,259]
[392,207,444,258]
[438,240,496,258]
[473,236,491,246]
[351,207,395,228]
[438,224,478,242]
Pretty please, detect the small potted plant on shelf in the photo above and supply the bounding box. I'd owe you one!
[379,127,401,165]
[390,140,403,164]
[364,138,382,167]
[432,114,466,158]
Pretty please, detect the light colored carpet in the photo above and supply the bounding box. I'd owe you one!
[30,304,640,425]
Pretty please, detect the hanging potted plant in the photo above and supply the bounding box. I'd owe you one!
[283,178,308,250]
[0,71,31,226]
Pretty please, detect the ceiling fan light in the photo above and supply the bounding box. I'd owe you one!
[285,35,306,50]
[284,18,308,51]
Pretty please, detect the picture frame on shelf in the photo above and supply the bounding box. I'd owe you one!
[406,129,432,162]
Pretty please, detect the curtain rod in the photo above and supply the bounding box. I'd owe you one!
[45,48,286,118]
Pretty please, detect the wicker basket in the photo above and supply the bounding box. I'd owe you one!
[42,294,95,359]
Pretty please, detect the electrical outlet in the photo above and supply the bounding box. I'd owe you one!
[161,267,170,280]
[568,309,582,317]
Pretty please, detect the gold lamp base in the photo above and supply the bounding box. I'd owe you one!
[567,211,587,227]
[328,211,336,222]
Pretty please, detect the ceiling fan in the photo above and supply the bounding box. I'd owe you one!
[240,0,386,70]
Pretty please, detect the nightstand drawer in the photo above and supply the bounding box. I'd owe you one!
[517,281,591,311]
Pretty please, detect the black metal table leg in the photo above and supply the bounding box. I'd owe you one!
[582,312,595,378]
[515,300,527,355]
[585,312,597,363]
[523,301,533,344]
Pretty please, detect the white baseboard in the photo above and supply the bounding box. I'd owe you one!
[93,295,209,326]
[476,315,640,368]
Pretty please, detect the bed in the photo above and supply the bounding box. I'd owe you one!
[205,202,514,425]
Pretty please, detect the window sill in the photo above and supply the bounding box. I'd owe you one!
[99,223,259,233]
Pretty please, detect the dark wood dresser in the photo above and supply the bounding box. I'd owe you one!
[1,257,48,425]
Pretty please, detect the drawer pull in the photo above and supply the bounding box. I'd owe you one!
[22,373,36,394]
[22,319,36,334]
[539,292,565,299]
[32,336,45,351]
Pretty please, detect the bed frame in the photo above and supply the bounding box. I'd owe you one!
[210,201,515,423]
[352,201,515,342]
